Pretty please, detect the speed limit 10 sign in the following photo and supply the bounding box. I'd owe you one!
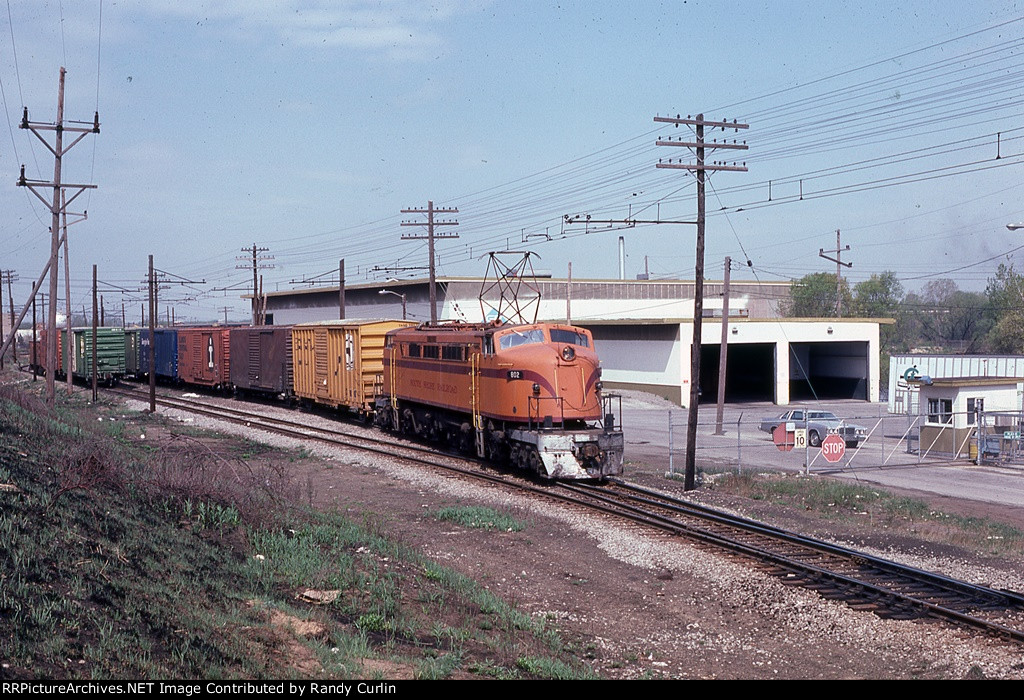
[820,433,846,463]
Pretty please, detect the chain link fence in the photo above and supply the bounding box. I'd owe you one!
[656,405,1024,475]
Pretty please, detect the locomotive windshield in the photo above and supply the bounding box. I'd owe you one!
[498,328,545,350]
[549,329,590,348]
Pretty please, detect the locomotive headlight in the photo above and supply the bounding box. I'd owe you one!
[561,346,575,361]
[532,383,541,395]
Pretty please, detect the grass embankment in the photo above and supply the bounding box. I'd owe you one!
[700,469,1024,557]
[0,383,594,680]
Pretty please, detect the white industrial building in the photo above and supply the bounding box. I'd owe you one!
[259,276,883,406]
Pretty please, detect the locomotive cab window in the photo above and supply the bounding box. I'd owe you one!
[550,329,590,347]
[423,345,439,359]
[498,328,545,350]
[407,343,421,358]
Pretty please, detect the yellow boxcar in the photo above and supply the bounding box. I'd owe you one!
[291,319,417,414]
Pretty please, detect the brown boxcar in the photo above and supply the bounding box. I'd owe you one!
[229,325,293,397]
[292,319,415,415]
[31,328,63,376]
[177,327,231,388]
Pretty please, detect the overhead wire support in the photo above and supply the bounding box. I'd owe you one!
[819,229,852,316]
[400,201,459,323]
[654,112,749,492]
[564,214,699,227]
[14,67,100,408]
[236,243,274,325]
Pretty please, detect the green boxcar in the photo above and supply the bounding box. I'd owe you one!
[62,327,128,383]
[124,328,141,378]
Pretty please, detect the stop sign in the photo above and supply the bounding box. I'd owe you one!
[772,424,794,452]
[820,433,846,463]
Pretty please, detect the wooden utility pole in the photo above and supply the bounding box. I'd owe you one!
[259,277,265,325]
[16,67,99,406]
[148,255,156,413]
[819,229,852,316]
[401,201,459,324]
[567,262,572,324]
[92,264,98,401]
[714,257,732,435]
[0,270,5,369]
[64,195,73,397]
[655,113,748,490]
[237,244,273,325]
[339,259,346,320]
[32,294,38,380]
[5,271,18,364]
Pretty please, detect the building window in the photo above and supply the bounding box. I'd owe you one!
[967,397,984,424]
[928,398,953,425]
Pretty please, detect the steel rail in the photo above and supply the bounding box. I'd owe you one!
[107,384,446,459]
[559,481,1024,643]
[609,479,1024,608]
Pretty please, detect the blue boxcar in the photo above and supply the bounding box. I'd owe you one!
[139,328,179,381]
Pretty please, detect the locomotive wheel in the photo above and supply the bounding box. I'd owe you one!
[528,449,542,475]
[401,408,416,436]
[458,423,473,453]
[485,428,508,464]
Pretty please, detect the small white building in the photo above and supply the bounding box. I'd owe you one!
[917,376,1021,458]
[888,353,1024,414]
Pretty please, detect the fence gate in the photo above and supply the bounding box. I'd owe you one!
[975,410,1024,466]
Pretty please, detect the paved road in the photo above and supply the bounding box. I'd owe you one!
[616,393,1024,510]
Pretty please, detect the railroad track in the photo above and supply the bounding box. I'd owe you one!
[557,479,1024,643]
[108,382,1024,644]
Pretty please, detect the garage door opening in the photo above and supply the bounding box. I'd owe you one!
[699,343,775,403]
[789,341,869,401]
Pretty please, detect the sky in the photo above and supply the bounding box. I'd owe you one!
[1,0,1024,324]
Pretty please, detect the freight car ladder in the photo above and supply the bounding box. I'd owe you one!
[470,352,484,458]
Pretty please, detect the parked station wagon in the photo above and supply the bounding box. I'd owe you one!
[758,409,867,448]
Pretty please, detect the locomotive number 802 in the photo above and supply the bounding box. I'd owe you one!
[376,321,624,480]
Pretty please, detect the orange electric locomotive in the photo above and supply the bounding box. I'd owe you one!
[376,320,624,480]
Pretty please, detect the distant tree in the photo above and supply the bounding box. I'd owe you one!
[786,272,851,317]
[912,279,991,353]
[852,272,903,319]
[895,290,925,350]
[985,263,1024,353]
